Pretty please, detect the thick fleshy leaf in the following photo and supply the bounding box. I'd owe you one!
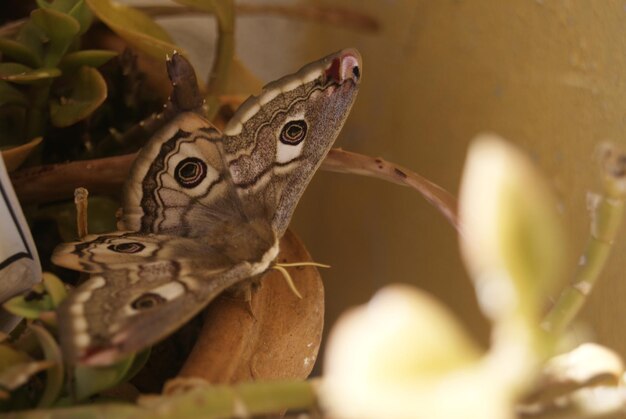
[121,349,150,383]
[37,0,80,11]
[0,360,53,391]
[49,66,107,127]
[0,137,42,172]
[171,0,218,14]
[42,273,66,308]
[31,8,81,67]
[3,284,54,319]
[0,81,28,107]
[37,0,94,35]
[59,49,117,71]
[16,22,45,64]
[0,63,61,84]
[0,38,41,68]
[0,345,32,371]
[30,324,63,407]
[74,355,135,400]
[85,0,180,60]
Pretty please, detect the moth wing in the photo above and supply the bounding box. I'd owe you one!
[51,232,231,273]
[120,112,250,238]
[57,259,260,365]
[0,155,41,332]
[221,49,361,236]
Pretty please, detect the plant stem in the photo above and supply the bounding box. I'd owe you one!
[9,149,460,231]
[542,143,626,334]
[204,1,234,121]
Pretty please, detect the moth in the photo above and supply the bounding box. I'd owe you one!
[0,155,42,333]
[52,49,362,365]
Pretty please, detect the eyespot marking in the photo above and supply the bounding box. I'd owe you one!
[174,157,207,188]
[108,242,145,253]
[131,293,166,311]
[280,120,307,145]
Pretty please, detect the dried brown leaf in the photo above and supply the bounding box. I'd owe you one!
[178,229,324,383]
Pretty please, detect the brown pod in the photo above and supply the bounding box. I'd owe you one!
[177,229,324,383]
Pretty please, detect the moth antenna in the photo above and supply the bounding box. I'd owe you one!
[74,187,89,239]
[275,262,331,269]
[270,261,330,299]
[271,265,303,299]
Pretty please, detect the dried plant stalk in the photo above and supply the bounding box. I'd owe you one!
[74,188,89,239]
[323,149,459,230]
[10,149,458,229]
[137,4,379,33]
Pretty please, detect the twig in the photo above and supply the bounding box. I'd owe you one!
[204,1,235,120]
[74,188,89,239]
[94,51,205,156]
[542,143,626,334]
[9,149,459,231]
[136,4,379,33]
[322,149,459,230]
[10,153,136,203]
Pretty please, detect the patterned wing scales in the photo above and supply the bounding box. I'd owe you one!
[222,49,362,236]
[51,232,233,273]
[121,113,242,237]
[57,259,265,365]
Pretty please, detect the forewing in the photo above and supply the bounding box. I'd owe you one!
[222,49,362,236]
[120,112,246,237]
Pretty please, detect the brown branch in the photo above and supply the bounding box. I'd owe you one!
[323,149,459,230]
[10,153,136,203]
[10,149,458,230]
[93,51,205,156]
[137,4,379,33]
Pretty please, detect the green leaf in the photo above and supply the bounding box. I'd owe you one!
[120,348,150,383]
[36,0,80,11]
[86,0,182,60]
[6,403,144,417]
[37,0,94,32]
[42,273,67,308]
[0,360,53,391]
[37,0,95,35]
[1,137,42,172]
[0,63,61,84]
[170,0,218,13]
[0,345,32,371]
[31,8,81,67]
[30,324,63,407]
[70,1,95,35]
[0,38,41,67]
[172,0,234,29]
[49,66,107,127]
[59,49,117,72]
[3,284,54,319]
[0,81,28,107]
[16,22,45,65]
[74,355,135,400]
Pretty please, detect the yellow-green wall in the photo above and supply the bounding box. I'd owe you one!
[289,1,626,354]
[155,0,626,357]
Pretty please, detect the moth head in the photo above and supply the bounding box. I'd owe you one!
[223,49,362,235]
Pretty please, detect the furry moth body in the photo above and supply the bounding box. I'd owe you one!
[52,49,362,365]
